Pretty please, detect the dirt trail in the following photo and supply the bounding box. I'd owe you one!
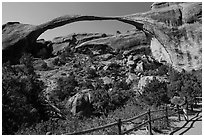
[169,105,202,135]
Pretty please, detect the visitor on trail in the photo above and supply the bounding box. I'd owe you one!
[170,94,189,121]
[181,96,189,121]
[170,93,182,107]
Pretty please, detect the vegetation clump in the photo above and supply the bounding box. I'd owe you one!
[2,46,202,135]
[2,54,47,134]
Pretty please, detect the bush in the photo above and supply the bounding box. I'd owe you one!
[91,84,135,116]
[59,46,74,64]
[167,69,202,108]
[17,94,144,135]
[52,57,61,66]
[92,89,111,115]
[151,109,168,130]
[141,77,169,107]
[86,67,98,79]
[110,89,134,108]
[34,60,49,71]
[2,54,47,134]
[37,48,49,59]
[156,64,169,76]
[112,79,130,90]
[50,74,78,102]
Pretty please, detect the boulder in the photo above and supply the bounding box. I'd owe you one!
[135,61,144,72]
[137,76,169,94]
[127,55,135,65]
[101,61,121,71]
[33,59,48,71]
[98,53,113,61]
[101,76,113,85]
[67,89,93,116]
[126,73,139,85]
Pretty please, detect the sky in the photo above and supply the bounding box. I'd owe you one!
[2,2,153,40]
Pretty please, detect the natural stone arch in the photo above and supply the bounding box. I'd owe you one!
[35,14,200,71]
[2,15,162,61]
[3,2,202,71]
[36,15,174,65]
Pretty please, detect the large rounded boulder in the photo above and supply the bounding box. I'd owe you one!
[66,89,93,116]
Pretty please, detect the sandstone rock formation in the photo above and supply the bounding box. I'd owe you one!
[52,32,110,55]
[67,89,93,116]
[2,2,202,71]
[2,16,118,64]
[75,30,148,52]
[137,76,169,95]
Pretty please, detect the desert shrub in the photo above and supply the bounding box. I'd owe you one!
[143,62,158,70]
[2,54,46,134]
[41,61,48,70]
[167,66,181,81]
[19,53,35,75]
[151,109,168,131]
[92,89,111,115]
[59,46,75,64]
[17,112,112,135]
[143,69,157,76]
[37,48,49,59]
[52,57,62,66]
[81,80,95,89]
[167,68,202,109]
[50,74,78,102]
[86,67,98,79]
[112,79,130,90]
[16,112,80,135]
[92,83,135,116]
[156,64,169,76]
[17,96,144,135]
[143,64,169,76]
[141,77,170,107]
[109,89,135,108]
[33,60,49,71]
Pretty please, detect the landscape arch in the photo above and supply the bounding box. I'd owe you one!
[1,14,185,69]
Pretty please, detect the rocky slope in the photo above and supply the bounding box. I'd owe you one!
[2,2,202,115]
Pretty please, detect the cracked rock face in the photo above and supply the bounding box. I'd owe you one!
[2,2,202,71]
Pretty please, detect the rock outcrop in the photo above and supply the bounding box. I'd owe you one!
[67,89,93,116]
[2,2,202,71]
[137,76,169,95]
[52,32,110,55]
[75,30,148,51]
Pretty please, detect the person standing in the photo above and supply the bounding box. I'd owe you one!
[181,96,189,121]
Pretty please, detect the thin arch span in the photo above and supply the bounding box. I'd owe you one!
[34,15,173,64]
